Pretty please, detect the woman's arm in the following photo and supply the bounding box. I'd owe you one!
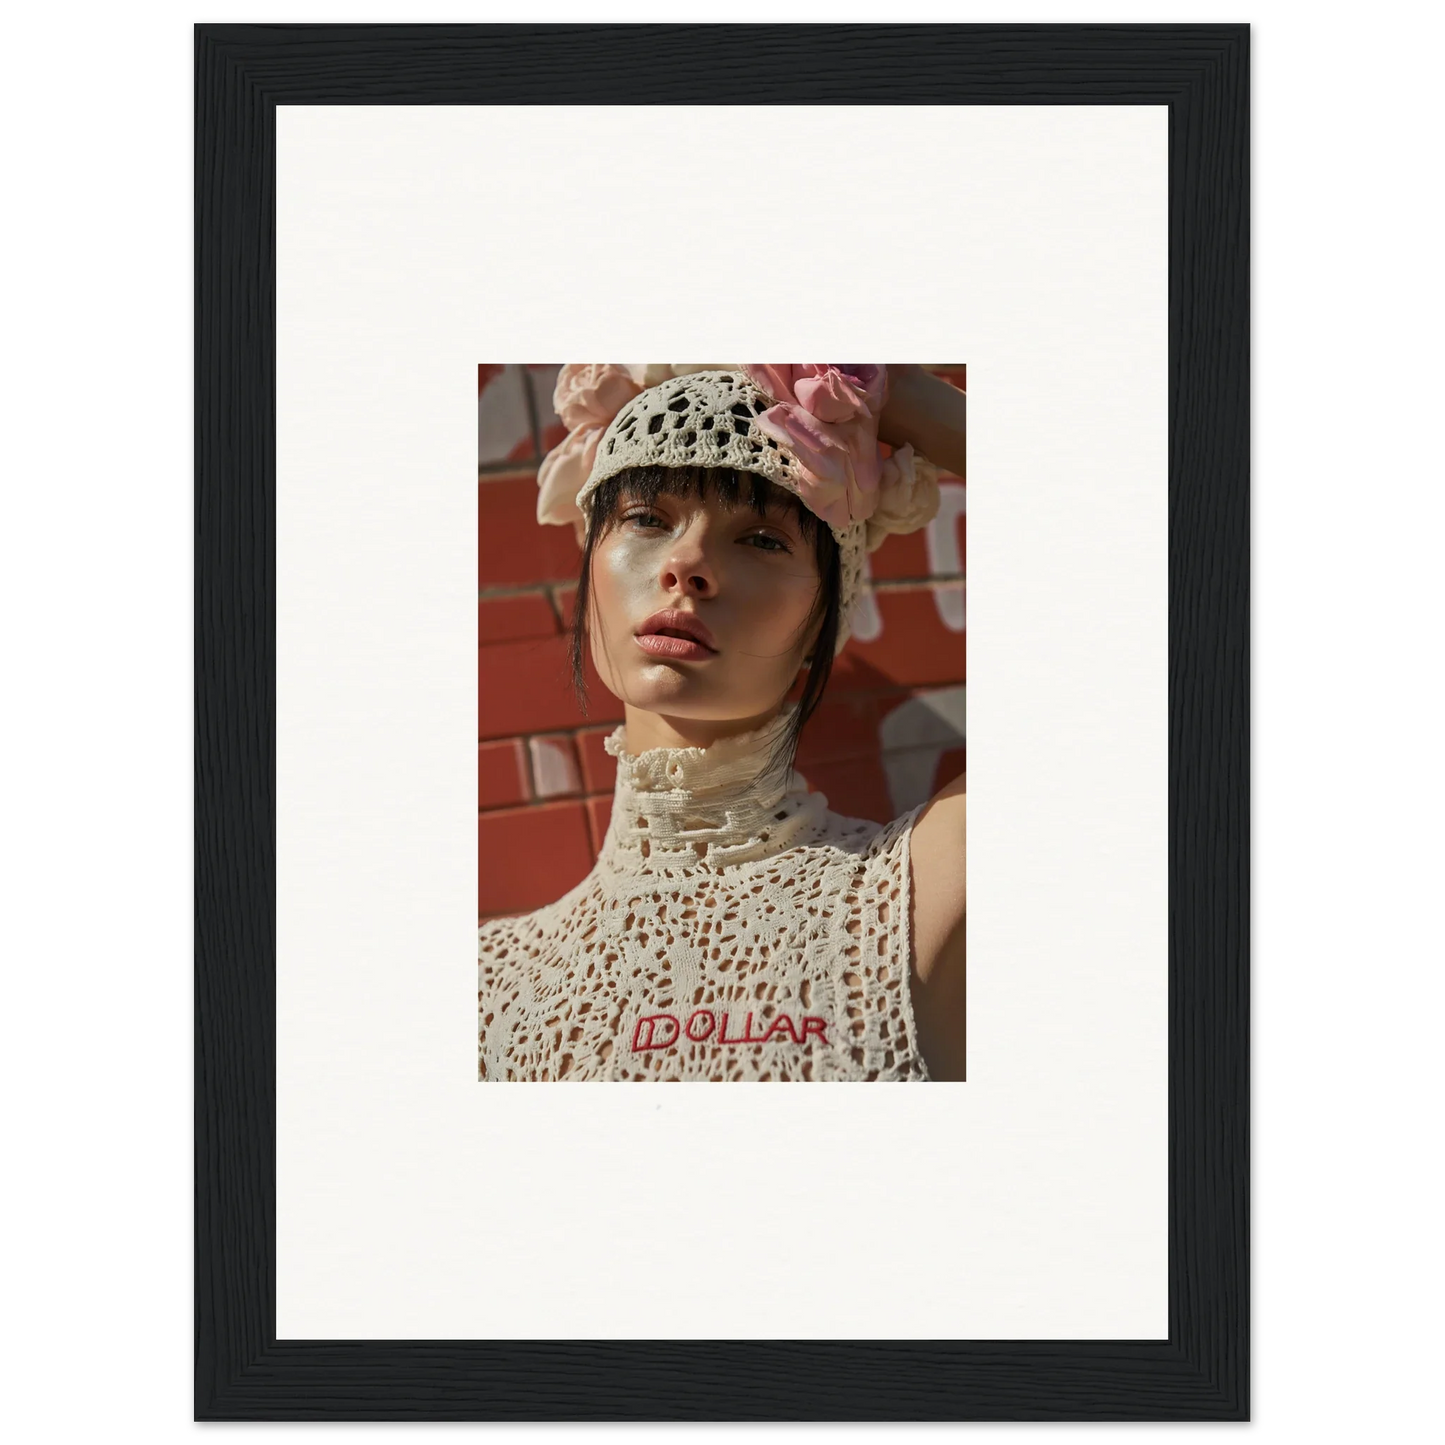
[883,363,967,1075]
[880,364,967,479]
[907,775,967,1080]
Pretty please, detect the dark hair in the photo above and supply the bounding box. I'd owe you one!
[568,464,841,782]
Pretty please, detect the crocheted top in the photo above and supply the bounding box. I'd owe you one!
[477,707,932,1082]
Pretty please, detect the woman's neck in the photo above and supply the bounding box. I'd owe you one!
[597,703,826,871]
[619,701,787,755]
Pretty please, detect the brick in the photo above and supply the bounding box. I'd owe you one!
[934,746,966,792]
[800,754,894,827]
[577,726,619,794]
[478,591,559,646]
[585,794,613,856]
[795,693,880,768]
[840,586,966,688]
[478,634,625,740]
[478,800,594,916]
[478,476,587,588]
[478,738,529,811]
[868,529,930,581]
[528,735,582,798]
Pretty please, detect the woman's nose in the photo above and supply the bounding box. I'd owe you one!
[659,525,717,598]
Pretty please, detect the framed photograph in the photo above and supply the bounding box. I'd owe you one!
[197,22,1247,1420]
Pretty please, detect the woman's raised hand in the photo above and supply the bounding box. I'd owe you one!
[879,364,967,480]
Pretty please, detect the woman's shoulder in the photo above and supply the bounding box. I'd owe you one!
[908,773,967,873]
[901,775,966,1079]
[747,801,928,921]
[809,783,963,958]
[806,797,928,866]
[906,774,966,924]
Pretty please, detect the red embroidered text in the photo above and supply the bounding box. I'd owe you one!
[630,1009,828,1053]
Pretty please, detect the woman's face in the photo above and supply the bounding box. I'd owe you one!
[586,484,823,724]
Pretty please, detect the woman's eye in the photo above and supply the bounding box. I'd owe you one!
[624,510,667,529]
[743,532,790,553]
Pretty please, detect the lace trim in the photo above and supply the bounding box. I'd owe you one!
[598,706,827,869]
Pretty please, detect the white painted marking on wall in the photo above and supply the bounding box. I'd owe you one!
[528,736,581,798]
[527,363,563,433]
[847,554,884,643]
[933,580,967,633]
[925,481,967,576]
[878,686,967,814]
[477,363,534,466]
[508,737,529,799]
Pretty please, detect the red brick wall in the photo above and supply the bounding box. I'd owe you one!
[479,364,966,920]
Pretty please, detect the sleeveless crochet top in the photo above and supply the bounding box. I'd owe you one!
[477,707,932,1082]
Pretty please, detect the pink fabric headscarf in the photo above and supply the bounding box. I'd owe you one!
[740,365,890,529]
[536,362,914,536]
[535,364,642,526]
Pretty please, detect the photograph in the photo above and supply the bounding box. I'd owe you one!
[477,363,968,1081]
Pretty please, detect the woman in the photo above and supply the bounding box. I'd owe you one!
[478,364,967,1082]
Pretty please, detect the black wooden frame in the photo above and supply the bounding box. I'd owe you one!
[195,22,1248,1421]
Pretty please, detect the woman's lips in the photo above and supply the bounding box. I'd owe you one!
[634,632,717,661]
[634,609,719,661]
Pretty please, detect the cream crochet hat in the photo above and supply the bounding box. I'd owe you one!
[536,364,941,653]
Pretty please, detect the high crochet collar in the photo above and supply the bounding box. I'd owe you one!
[598,705,827,872]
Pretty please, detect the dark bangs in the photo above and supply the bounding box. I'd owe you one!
[587,463,826,542]
[568,464,842,782]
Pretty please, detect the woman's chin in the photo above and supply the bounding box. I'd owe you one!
[614,669,771,723]
[620,672,715,714]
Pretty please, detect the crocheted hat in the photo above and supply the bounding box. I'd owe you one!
[535,364,941,653]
